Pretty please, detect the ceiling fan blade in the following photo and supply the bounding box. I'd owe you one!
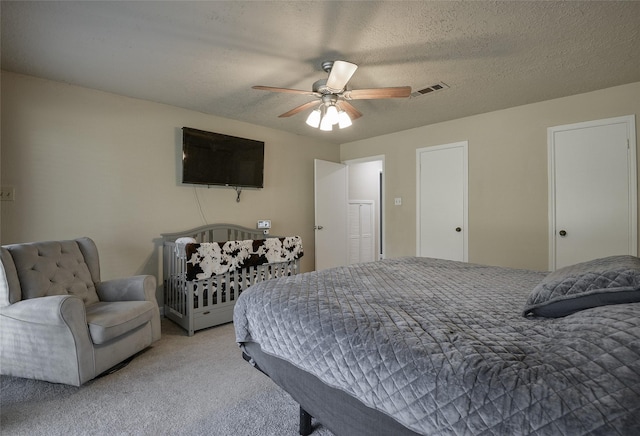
[326,60,358,92]
[343,86,412,100]
[339,101,363,120]
[252,85,318,96]
[278,100,320,118]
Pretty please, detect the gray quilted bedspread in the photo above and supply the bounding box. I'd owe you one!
[234,257,640,435]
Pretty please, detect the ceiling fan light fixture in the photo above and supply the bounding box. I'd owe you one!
[305,107,322,128]
[337,109,352,129]
[319,113,333,131]
[253,60,410,132]
[324,104,339,125]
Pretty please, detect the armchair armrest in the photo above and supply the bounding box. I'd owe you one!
[0,295,85,326]
[96,275,156,303]
[0,295,94,386]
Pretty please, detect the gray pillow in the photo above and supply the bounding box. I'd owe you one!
[523,255,640,318]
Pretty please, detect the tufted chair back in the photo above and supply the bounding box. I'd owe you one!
[3,237,101,305]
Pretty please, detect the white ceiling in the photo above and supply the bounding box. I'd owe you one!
[2,1,640,144]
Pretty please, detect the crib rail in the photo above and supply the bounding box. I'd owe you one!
[161,223,268,245]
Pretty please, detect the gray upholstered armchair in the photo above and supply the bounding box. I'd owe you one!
[0,237,161,386]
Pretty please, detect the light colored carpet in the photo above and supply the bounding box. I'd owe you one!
[0,319,332,436]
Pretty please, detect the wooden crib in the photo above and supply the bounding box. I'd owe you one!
[161,223,301,336]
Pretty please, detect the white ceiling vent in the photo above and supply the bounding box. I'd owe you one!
[411,82,449,97]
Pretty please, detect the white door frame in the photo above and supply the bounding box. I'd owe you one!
[547,115,637,270]
[416,141,469,261]
[343,155,386,260]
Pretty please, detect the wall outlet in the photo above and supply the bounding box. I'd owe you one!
[0,186,15,201]
[394,197,402,206]
[257,220,271,229]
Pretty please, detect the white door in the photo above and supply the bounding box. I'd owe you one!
[344,156,385,260]
[417,142,468,261]
[348,201,374,264]
[549,115,637,269]
[314,159,348,271]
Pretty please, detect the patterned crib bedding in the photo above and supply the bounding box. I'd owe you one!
[177,236,303,308]
[185,236,303,281]
[234,256,640,435]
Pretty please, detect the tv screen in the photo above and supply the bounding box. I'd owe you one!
[181,127,264,188]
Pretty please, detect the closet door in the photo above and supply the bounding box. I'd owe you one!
[416,142,468,261]
[548,115,637,269]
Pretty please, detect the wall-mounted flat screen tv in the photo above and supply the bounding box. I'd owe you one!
[181,127,264,188]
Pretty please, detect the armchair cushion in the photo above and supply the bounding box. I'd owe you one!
[85,301,155,344]
[7,240,99,305]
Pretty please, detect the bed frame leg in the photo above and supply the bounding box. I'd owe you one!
[299,406,312,436]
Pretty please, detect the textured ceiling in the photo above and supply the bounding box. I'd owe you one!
[2,1,640,144]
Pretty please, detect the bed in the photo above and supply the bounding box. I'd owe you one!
[234,255,640,435]
[162,223,303,336]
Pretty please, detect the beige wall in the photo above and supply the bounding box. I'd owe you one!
[0,71,339,302]
[341,82,640,271]
[2,70,638,288]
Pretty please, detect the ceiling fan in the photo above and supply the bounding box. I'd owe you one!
[252,60,411,130]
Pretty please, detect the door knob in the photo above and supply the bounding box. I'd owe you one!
[455,227,462,232]
[559,230,567,237]
[314,225,324,230]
